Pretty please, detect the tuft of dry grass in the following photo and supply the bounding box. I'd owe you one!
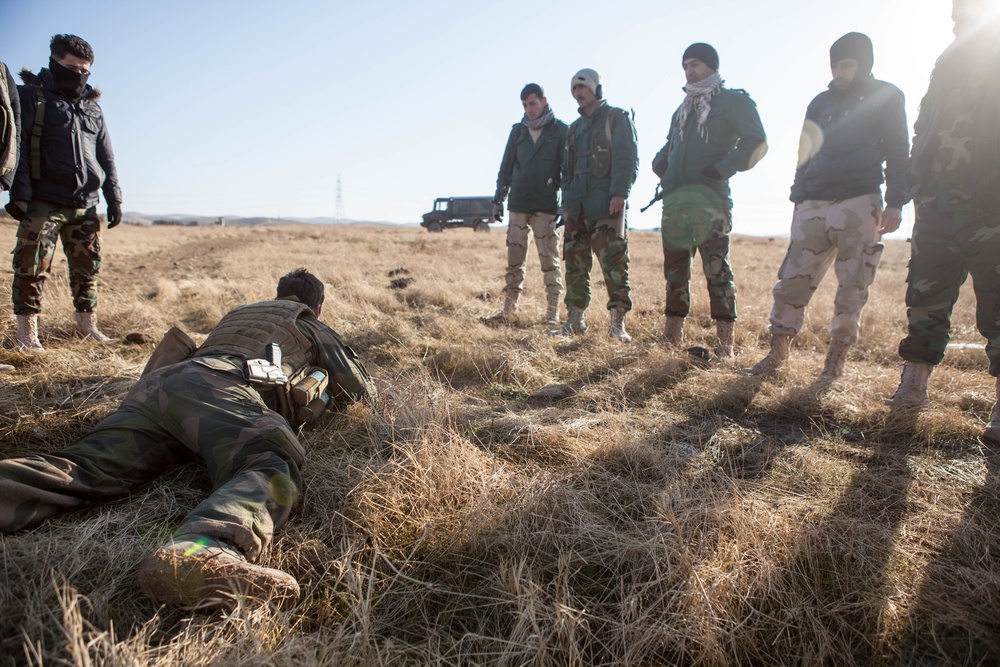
[1,220,997,666]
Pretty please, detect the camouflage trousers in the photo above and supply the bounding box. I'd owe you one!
[11,201,103,315]
[899,204,1000,377]
[0,357,304,560]
[661,204,736,320]
[503,211,562,295]
[562,213,631,312]
[768,194,884,344]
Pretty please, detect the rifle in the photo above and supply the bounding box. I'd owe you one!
[640,185,663,213]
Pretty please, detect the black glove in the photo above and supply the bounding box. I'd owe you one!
[107,202,122,228]
[701,165,723,180]
[5,200,28,221]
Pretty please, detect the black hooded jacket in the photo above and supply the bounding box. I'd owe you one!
[10,68,121,208]
[790,75,910,208]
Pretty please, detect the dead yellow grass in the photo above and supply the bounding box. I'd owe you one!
[0,220,997,666]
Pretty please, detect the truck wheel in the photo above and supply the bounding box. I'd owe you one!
[474,221,490,233]
[427,221,443,233]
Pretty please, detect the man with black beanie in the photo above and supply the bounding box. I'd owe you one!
[651,43,767,359]
[751,32,910,383]
[7,34,123,352]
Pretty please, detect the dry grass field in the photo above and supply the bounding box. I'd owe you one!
[0,219,997,666]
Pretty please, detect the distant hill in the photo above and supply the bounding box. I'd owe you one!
[122,213,416,228]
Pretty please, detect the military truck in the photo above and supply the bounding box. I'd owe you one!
[421,196,495,232]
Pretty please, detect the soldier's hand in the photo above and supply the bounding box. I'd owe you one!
[4,200,28,221]
[880,207,902,235]
[609,195,626,215]
[491,201,504,222]
[107,202,123,228]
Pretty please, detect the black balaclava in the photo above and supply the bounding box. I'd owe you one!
[830,32,874,82]
[48,57,90,102]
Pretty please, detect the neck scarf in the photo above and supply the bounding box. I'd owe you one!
[677,72,723,142]
[523,104,555,130]
[48,58,89,102]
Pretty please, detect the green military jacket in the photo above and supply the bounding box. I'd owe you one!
[561,100,639,221]
[495,119,567,214]
[652,88,767,211]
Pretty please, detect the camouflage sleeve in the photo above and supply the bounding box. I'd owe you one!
[879,85,910,209]
[297,318,377,407]
[609,109,639,197]
[716,93,768,179]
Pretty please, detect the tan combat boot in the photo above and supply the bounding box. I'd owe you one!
[885,361,933,407]
[74,311,113,343]
[663,316,684,347]
[481,291,519,327]
[137,538,300,610]
[984,375,1000,444]
[548,307,588,335]
[16,314,44,352]
[609,307,631,343]
[818,339,852,383]
[544,293,561,326]
[751,334,792,375]
[715,320,735,359]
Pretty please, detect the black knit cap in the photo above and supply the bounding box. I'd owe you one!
[682,43,719,71]
[830,32,874,79]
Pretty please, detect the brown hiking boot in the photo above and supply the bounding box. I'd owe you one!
[715,320,735,359]
[74,311,113,343]
[609,307,631,343]
[985,375,1000,444]
[751,334,792,376]
[137,539,300,610]
[481,291,518,327]
[16,314,45,352]
[544,293,561,326]
[663,316,684,347]
[885,361,933,408]
[818,339,851,383]
[547,307,588,335]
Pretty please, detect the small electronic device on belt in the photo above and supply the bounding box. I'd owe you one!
[245,343,288,386]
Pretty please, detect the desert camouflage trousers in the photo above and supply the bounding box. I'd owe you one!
[768,194,884,344]
[899,204,1000,377]
[11,201,103,315]
[504,211,563,295]
[661,204,736,320]
[563,213,631,312]
[0,358,304,559]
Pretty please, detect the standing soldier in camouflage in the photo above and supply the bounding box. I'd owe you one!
[483,84,568,326]
[5,34,122,351]
[887,0,1000,444]
[551,68,638,341]
[652,44,767,358]
[752,33,910,382]
[0,269,377,608]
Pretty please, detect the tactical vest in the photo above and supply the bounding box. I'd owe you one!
[194,299,314,377]
[565,107,626,181]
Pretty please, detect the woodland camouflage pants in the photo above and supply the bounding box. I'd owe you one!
[899,204,1000,377]
[0,358,304,560]
[504,211,562,295]
[11,201,103,315]
[562,213,631,312]
[768,194,884,344]
[661,205,736,321]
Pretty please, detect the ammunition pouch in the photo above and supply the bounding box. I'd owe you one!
[564,108,619,181]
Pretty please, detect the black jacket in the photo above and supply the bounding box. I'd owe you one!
[11,68,121,208]
[790,76,909,208]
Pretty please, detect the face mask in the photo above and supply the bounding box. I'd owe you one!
[49,57,90,101]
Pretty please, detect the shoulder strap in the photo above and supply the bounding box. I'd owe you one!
[30,84,46,181]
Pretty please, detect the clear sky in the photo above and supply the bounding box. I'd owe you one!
[1,0,959,237]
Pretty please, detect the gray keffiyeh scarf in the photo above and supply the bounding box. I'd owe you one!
[677,72,723,142]
[523,104,556,130]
